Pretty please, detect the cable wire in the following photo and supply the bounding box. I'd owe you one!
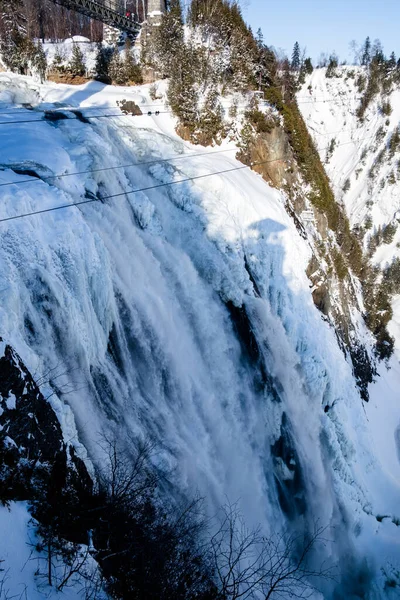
[0,111,173,126]
[0,156,288,224]
[0,132,377,224]
[0,103,167,116]
[0,147,237,188]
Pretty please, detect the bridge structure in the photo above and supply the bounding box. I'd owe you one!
[50,0,144,35]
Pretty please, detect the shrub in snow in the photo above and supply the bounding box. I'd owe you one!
[149,83,162,101]
[342,178,351,193]
[380,100,392,116]
[326,54,339,78]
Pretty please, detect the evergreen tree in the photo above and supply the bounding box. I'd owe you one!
[155,0,184,77]
[256,27,264,49]
[303,57,313,74]
[94,43,112,83]
[198,83,225,144]
[68,43,86,77]
[230,29,258,92]
[108,48,128,85]
[291,41,301,71]
[0,0,26,35]
[388,52,396,69]
[326,53,338,78]
[167,41,199,131]
[31,40,47,82]
[52,46,65,73]
[371,39,384,65]
[124,38,142,84]
[361,36,371,66]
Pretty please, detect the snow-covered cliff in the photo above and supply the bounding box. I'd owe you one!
[0,72,399,597]
[299,66,400,355]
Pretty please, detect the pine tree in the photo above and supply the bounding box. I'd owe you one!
[326,54,338,78]
[95,43,112,83]
[198,83,225,144]
[0,0,29,73]
[124,38,142,84]
[31,40,47,82]
[303,57,313,74]
[291,41,301,71]
[52,46,65,72]
[371,39,384,65]
[68,43,86,77]
[387,51,396,71]
[361,36,371,66]
[0,0,26,35]
[109,48,128,85]
[167,41,199,131]
[256,27,264,49]
[155,0,184,77]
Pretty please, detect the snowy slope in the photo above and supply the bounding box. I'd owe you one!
[0,502,105,599]
[0,73,399,597]
[298,67,400,350]
[299,68,400,595]
[298,67,400,231]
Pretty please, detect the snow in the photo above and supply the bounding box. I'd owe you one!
[0,71,399,596]
[0,502,106,600]
[43,39,98,74]
[5,393,16,410]
[299,67,400,593]
[298,66,400,354]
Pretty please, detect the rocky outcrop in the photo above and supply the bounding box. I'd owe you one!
[0,338,91,503]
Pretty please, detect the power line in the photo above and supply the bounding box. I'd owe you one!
[0,135,376,224]
[297,97,362,104]
[0,147,237,188]
[0,156,288,225]
[0,95,367,126]
[0,110,173,126]
[0,103,166,116]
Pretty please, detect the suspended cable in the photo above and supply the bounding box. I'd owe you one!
[0,147,237,188]
[0,103,167,116]
[0,156,288,224]
[0,110,173,126]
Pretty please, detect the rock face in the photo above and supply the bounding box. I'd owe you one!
[0,340,63,462]
[0,338,90,503]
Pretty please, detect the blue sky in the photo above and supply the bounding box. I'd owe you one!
[243,0,400,64]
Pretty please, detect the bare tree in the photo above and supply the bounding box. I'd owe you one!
[210,503,266,599]
[96,433,158,509]
[209,504,336,600]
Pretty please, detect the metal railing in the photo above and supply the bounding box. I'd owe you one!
[50,0,141,33]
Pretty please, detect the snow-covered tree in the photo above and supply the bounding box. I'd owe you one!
[154,0,184,76]
[31,40,47,82]
[109,48,127,84]
[197,83,225,144]
[68,43,86,77]
[167,41,199,130]
[124,38,142,83]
